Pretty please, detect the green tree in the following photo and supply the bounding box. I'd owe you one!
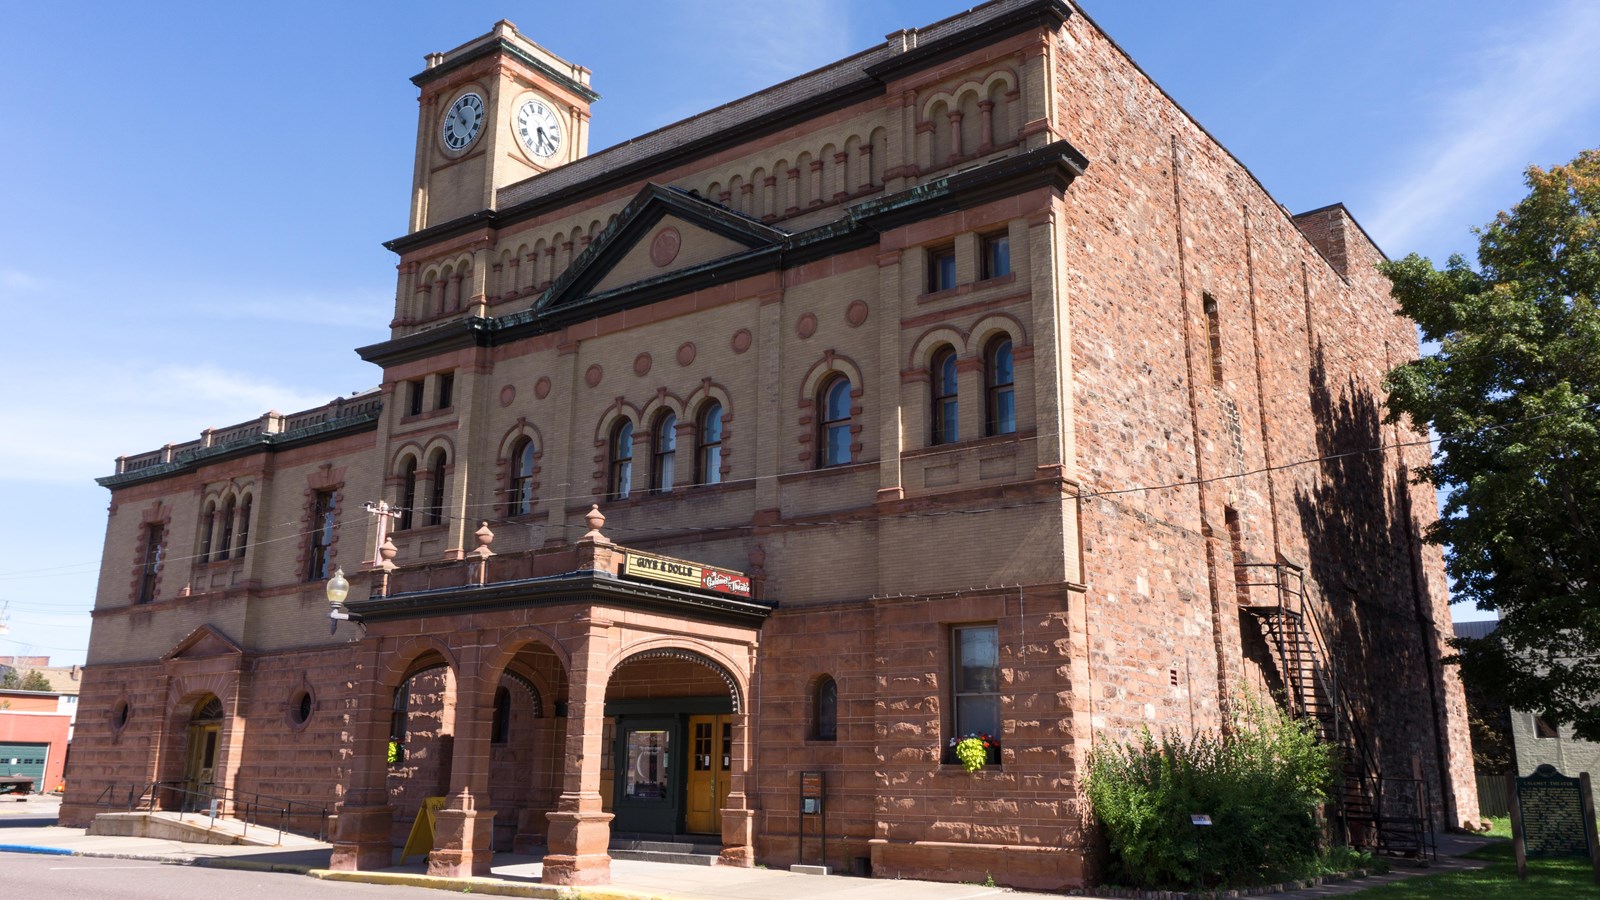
[19,670,52,692]
[0,669,16,689]
[1382,149,1600,738]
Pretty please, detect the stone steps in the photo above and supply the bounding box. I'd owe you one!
[609,836,722,866]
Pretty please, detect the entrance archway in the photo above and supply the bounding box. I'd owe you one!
[182,695,224,809]
[603,648,744,838]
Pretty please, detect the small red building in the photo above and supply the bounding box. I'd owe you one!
[0,690,71,793]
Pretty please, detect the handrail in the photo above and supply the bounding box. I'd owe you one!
[1237,561,1388,847]
[91,780,329,843]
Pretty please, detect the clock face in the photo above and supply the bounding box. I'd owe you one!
[442,92,485,152]
[514,97,563,160]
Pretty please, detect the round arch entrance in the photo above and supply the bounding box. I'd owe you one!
[181,695,224,809]
[603,648,743,837]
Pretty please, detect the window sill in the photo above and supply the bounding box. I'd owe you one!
[394,522,449,536]
[902,429,1030,461]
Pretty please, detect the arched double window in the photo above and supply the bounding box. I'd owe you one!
[426,450,448,526]
[819,377,853,467]
[217,495,237,561]
[931,346,959,445]
[398,456,419,530]
[985,337,1015,436]
[508,437,536,516]
[608,420,634,500]
[696,401,724,485]
[652,412,677,494]
[199,500,217,561]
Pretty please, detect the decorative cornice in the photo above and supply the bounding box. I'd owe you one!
[363,141,1088,370]
[349,569,775,628]
[412,36,601,103]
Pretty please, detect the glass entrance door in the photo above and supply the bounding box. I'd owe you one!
[612,717,679,835]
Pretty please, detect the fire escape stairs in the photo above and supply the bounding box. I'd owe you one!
[1237,562,1435,859]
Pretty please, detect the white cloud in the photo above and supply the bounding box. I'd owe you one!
[187,288,388,330]
[1366,0,1600,254]
[0,268,50,292]
[0,361,340,485]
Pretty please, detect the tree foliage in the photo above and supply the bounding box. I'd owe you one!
[1382,149,1600,738]
[0,669,53,691]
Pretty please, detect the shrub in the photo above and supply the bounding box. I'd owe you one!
[1084,696,1336,889]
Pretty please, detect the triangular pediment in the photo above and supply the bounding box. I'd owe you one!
[162,624,244,662]
[536,183,786,315]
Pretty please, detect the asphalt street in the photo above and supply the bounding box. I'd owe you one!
[0,854,445,900]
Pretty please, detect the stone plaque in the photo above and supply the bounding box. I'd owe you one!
[1516,765,1592,858]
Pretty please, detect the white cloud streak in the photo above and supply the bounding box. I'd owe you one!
[0,362,340,485]
[1367,0,1600,254]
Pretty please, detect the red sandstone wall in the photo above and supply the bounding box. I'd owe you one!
[1051,7,1476,825]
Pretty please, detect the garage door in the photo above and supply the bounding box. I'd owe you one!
[0,742,48,783]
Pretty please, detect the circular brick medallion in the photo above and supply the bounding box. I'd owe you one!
[585,364,604,388]
[846,300,869,327]
[534,377,551,400]
[650,227,682,267]
[796,312,817,339]
[634,352,653,376]
[731,328,753,354]
[677,342,697,367]
[499,385,516,407]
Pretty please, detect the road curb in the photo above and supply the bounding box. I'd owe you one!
[308,867,663,899]
[0,844,74,856]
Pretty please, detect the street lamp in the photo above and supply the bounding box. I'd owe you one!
[326,567,360,634]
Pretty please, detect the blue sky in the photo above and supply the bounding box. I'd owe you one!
[3,1,1597,665]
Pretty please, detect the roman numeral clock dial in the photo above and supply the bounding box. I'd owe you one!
[515,97,563,160]
[442,92,484,151]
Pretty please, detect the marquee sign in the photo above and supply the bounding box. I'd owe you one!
[623,551,752,598]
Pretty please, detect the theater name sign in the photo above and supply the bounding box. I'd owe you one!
[623,551,753,598]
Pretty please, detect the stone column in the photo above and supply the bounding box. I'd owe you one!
[329,641,395,871]
[541,620,615,886]
[718,710,755,867]
[427,638,495,878]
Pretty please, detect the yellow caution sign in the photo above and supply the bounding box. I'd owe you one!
[400,796,447,864]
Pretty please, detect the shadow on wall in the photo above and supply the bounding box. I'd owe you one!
[1291,342,1439,788]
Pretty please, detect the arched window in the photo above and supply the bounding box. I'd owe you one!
[608,420,634,500]
[199,500,217,561]
[819,377,853,467]
[235,494,252,558]
[426,450,448,526]
[696,401,723,485]
[985,337,1016,436]
[814,675,838,741]
[652,412,677,493]
[508,437,536,516]
[398,456,418,530]
[217,496,236,561]
[931,346,959,445]
[490,685,511,744]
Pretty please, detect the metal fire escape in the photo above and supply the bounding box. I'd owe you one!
[1236,561,1435,859]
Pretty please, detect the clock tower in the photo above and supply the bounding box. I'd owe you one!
[407,20,596,232]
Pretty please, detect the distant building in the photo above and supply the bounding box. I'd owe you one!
[1453,621,1600,808]
[0,656,77,793]
[61,0,1474,889]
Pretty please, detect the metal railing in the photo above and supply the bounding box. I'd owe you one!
[91,781,329,844]
[1237,562,1434,855]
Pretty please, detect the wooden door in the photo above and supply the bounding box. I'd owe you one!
[183,723,220,809]
[685,714,729,835]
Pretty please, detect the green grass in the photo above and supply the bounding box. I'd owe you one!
[1353,841,1598,898]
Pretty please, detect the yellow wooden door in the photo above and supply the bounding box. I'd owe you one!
[685,715,728,834]
[183,723,220,809]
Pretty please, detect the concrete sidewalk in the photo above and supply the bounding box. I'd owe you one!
[1,794,1495,899]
